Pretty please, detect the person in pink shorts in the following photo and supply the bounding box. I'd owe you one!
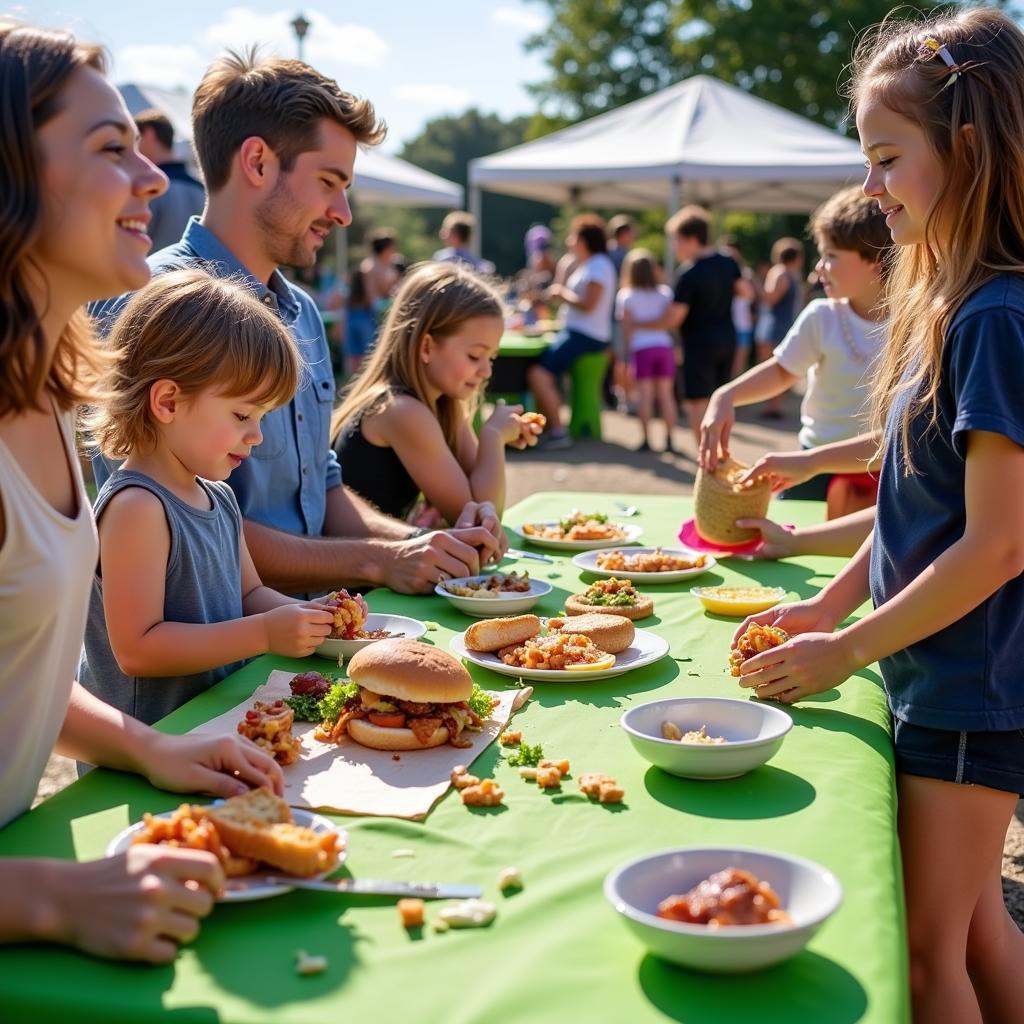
[616,249,678,452]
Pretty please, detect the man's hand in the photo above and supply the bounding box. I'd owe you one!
[378,528,506,593]
[454,501,508,564]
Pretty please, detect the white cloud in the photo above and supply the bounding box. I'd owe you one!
[114,44,206,90]
[392,83,472,108]
[492,6,547,34]
[201,7,388,69]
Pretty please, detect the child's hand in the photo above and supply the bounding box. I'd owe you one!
[262,603,335,658]
[41,847,222,963]
[738,451,817,492]
[734,517,802,559]
[732,596,841,647]
[483,401,529,447]
[736,631,858,703]
[699,397,735,471]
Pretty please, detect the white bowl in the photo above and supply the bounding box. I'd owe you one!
[314,613,427,660]
[604,846,842,973]
[620,697,792,780]
[434,574,552,617]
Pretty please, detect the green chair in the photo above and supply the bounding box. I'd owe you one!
[569,350,609,439]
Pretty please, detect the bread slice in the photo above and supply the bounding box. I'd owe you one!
[206,788,342,878]
[464,614,541,653]
[547,613,634,654]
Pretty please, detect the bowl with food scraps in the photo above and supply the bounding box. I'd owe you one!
[620,697,792,780]
[604,845,842,973]
[435,571,552,617]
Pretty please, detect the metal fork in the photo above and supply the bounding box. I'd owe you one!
[615,502,639,517]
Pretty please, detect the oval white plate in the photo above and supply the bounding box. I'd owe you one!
[511,521,643,551]
[435,574,553,617]
[572,547,716,583]
[450,626,669,681]
[106,807,347,902]
[315,613,427,660]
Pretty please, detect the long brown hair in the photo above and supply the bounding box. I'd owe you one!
[0,20,108,416]
[330,262,503,454]
[86,269,300,459]
[850,8,1024,471]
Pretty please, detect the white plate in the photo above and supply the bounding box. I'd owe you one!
[511,521,643,551]
[315,613,427,659]
[106,807,347,902]
[435,574,553,617]
[572,547,716,582]
[450,626,669,681]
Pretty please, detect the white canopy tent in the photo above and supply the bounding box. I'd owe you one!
[469,74,867,260]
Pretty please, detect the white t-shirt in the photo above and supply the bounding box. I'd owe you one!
[616,285,674,352]
[564,254,617,342]
[774,298,887,448]
[732,294,754,332]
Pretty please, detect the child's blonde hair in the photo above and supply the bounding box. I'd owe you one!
[330,261,503,453]
[87,268,301,459]
[621,248,659,290]
[850,8,1024,470]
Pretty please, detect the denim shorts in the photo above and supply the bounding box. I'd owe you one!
[538,327,608,376]
[893,717,1024,795]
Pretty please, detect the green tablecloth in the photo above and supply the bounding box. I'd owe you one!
[499,330,553,357]
[0,494,907,1024]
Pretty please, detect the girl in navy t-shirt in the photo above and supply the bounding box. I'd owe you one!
[731,9,1024,1021]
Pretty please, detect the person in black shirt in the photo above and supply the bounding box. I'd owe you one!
[635,206,753,444]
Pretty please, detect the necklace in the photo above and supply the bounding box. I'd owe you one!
[836,302,874,365]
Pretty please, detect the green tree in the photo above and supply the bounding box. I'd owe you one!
[398,109,557,275]
[525,0,960,129]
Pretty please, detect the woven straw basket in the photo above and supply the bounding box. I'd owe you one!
[694,457,771,544]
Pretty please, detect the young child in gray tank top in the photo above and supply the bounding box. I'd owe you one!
[79,269,336,729]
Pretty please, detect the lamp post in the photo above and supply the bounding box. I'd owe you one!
[290,12,310,62]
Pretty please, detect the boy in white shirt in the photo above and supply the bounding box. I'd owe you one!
[699,186,892,518]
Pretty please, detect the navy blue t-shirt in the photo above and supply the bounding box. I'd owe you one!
[870,275,1024,730]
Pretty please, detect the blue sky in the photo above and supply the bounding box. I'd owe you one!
[10,1,550,150]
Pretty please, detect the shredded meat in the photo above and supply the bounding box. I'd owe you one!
[409,716,444,745]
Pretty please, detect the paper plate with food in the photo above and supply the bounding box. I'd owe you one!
[435,571,552,617]
[511,510,643,551]
[572,546,715,582]
[314,588,426,659]
[106,788,346,902]
[450,612,668,681]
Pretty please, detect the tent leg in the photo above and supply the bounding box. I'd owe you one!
[469,183,482,259]
[666,175,681,275]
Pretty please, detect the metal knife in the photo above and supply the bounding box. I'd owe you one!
[504,547,554,564]
[261,877,482,899]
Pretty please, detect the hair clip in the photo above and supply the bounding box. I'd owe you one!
[918,36,963,88]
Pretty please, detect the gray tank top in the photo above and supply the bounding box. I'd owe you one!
[79,470,246,726]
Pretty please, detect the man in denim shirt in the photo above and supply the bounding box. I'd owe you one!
[95,52,504,594]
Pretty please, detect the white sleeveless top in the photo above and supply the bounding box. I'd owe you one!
[0,406,97,827]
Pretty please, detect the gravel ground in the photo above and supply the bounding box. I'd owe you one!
[34,393,1024,927]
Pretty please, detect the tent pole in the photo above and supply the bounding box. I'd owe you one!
[666,174,681,274]
[469,183,482,259]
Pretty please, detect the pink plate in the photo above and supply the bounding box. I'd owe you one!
[678,517,764,557]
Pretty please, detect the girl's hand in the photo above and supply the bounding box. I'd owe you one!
[734,517,802,559]
[738,451,818,492]
[140,731,284,799]
[732,596,841,646]
[262,603,334,658]
[483,401,528,447]
[42,846,222,963]
[736,630,859,703]
[698,397,735,471]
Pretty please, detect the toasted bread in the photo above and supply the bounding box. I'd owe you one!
[547,613,635,654]
[206,788,342,878]
[464,614,541,653]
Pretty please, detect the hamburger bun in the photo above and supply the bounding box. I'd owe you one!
[565,593,654,621]
[348,639,472,704]
[347,716,450,751]
[548,613,634,654]
[464,614,541,653]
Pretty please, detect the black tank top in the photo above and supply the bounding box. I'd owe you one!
[332,390,422,520]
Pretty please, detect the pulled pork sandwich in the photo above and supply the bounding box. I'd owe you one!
[332,639,484,750]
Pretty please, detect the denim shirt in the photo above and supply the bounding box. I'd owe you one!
[92,217,342,538]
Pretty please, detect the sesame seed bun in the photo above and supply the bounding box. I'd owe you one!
[347,639,472,704]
